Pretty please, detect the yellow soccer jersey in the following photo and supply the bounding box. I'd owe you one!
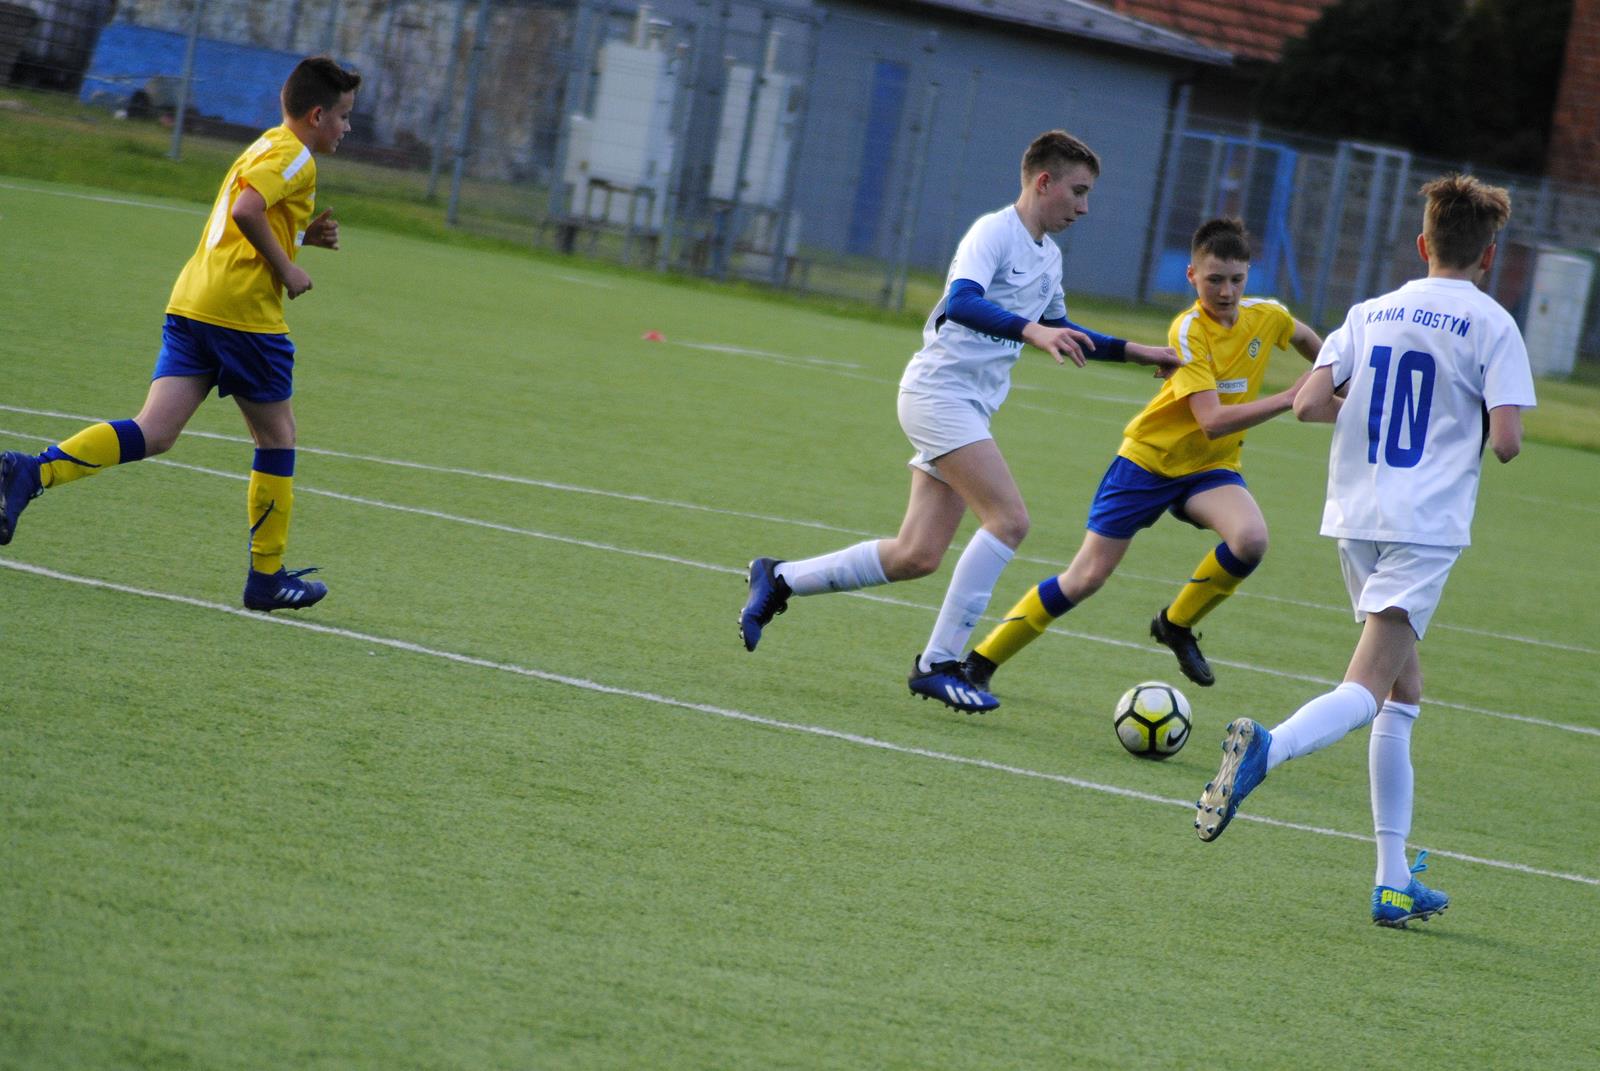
[1117,297,1296,478]
[167,125,318,333]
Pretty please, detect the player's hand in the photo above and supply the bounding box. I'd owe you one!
[303,208,340,250]
[1022,322,1091,367]
[282,263,313,299]
[1129,343,1182,379]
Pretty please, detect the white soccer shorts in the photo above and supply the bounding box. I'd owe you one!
[897,389,992,482]
[1336,538,1463,640]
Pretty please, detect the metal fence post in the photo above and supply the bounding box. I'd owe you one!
[546,0,598,227]
[322,0,342,51]
[1310,140,1352,328]
[714,8,774,281]
[1138,80,1189,303]
[447,0,494,227]
[882,79,937,310]
[167,0,206,161]
[427,0,472,202]
[767,12,824,287]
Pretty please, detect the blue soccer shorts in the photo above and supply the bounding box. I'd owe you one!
[152,314,295,402]
[1085,456,1247,539]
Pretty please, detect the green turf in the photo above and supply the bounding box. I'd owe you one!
[2,175,1597,1070]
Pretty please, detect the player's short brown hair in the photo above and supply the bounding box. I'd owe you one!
[281,56,362,119]
[1191,217,1252,262]
[1022,130,1101,179]
[1421,174,1511,269]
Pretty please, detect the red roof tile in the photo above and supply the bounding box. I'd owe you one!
[1107,0,1337,62]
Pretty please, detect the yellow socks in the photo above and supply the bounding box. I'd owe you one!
[972,576,1075,667]
[37,420,146,488]
[1166,542,1257,629]
[247,449,295,575]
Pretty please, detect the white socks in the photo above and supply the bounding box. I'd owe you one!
[1265,681,1379,770]
[777,539,888,596]
[1370,700,1420,889]
[920,528,1014,668]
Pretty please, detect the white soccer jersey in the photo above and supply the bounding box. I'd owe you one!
[898,205,1067,416]
[1315,277,1537,546]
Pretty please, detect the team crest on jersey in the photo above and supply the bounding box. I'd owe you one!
[1039,277,1050,298]
[1248,338,1262,358]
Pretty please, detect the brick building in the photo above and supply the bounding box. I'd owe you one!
[1548,0,1600,186]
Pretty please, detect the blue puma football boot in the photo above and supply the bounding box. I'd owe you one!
[1372,850,1450,928]
[738,557,791,651]
[0,450,43,546]
[907,654,1000,714]
[243,566,328,612]
[1195,718,1271,841]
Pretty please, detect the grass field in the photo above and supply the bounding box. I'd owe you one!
[3,166,1599,1070]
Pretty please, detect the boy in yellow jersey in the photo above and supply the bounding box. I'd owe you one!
[962,218,1323,691]
[0,57,360,611]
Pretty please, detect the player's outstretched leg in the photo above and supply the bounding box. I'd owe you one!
[0,451,43,546]
[243,566,328,612]
[1151,607,1215,687]
[908,653,999,713]
[1195,717,1271,841]
[1372,850,1450,928]
[738,557,791,652]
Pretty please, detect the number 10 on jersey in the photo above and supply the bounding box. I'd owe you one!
[1366,346,1436,468]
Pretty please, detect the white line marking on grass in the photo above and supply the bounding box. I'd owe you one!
[0,179,209,215]
[670,340,863,370]
[5,425,1592,738]
[4,557,1595,889]
[4,407,1590,658]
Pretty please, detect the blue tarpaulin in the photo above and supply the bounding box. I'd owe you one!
[79,22,306,130]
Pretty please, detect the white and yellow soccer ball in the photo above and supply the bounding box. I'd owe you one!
[1113,681,1192,760]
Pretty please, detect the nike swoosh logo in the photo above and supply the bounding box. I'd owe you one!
[1187,577,1211,584]
[1010,267,1028,276]
[1164,727,1190,747]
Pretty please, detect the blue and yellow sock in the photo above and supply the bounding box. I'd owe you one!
[1167,541,1256,629]
[36,419,146,488]
[248,448,295,576]
[972,576,1075,666]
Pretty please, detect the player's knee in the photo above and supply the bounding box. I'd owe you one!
[1228,530,1269,565]
[883,543,943,580]
[988,510,1029,549]
[142,428,180,456]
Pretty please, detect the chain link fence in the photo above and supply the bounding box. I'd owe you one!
[7,0,1600,372]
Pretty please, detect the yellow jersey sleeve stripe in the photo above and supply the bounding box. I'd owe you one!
[281,146,312,181]
[1175,308,1202,365]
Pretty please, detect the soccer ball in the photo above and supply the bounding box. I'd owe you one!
[1113,681,1192,760]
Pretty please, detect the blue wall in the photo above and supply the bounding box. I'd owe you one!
[797,1,1181,302]
[80,21,305,130]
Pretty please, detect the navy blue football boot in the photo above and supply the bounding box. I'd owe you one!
[0,450,42,546]
[908,654,999,713]
[243,566,328,612]
[739,557,791,651]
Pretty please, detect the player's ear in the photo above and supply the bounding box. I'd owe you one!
[1415,233,1429,265]
[1480,242,1497,274]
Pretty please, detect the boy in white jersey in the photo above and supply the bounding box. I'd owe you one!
[737,130,1180,712]
[1193,175,1536,928]
[0,57,359,611]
